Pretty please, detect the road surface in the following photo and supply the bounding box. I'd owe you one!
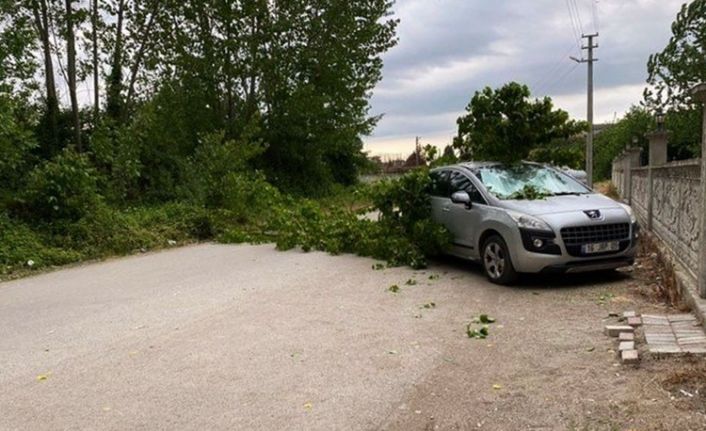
[1,244,702,430]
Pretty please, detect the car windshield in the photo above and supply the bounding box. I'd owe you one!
[474,164,590,200]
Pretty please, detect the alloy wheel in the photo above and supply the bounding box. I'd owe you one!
[484,242,505,279]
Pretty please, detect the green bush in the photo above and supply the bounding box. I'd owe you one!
[21,149,101,222]
[0,213,82,274]
[88,121,142,203]
[62,202,217,257]
[0,95,37,204]
[182,130,266,209]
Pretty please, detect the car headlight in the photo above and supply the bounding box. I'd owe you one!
[505,210,553,232]
[618,203,637,224]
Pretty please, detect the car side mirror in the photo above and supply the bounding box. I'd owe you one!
[451,191,472,208]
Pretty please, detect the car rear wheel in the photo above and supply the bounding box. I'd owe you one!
[482,235,518,285]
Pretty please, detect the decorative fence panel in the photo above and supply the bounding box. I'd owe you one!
[613,159,701,281]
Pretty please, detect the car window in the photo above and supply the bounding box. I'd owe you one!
[449,171,486,204]
[429,170,450,197]
[475,164,590,199]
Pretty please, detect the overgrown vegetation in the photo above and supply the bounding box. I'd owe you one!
[264,169,451,269]
[0,1,418,278]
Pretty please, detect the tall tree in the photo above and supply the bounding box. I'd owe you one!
[64,0,81,149]
[453,82,585,163]
[106,0,125,121]
[645,0,706,110]
[29,0,60,153]
[91,0,99,119]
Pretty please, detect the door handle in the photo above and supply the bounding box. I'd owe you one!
[442,206,451,212]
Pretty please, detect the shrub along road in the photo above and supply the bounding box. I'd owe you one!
[1,244,704,430]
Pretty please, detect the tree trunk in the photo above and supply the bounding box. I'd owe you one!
[107,0,125,121]
[65,0,81,150]
[124,0,160,118]
[92,0,99,120]
[30,0,59,153]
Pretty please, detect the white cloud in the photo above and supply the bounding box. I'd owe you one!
[365,0,686,154]
[552,84,647,124]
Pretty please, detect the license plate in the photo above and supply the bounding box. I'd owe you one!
[582,241,620,254]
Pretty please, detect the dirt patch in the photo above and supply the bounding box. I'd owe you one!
[661,358,706,415]
[628,232,687,308]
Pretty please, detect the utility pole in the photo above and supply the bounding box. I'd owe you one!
[571,33,598,188]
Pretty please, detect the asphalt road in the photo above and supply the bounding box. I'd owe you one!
[1,244,700,430]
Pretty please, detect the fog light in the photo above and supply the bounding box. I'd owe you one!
[532,238,544,248]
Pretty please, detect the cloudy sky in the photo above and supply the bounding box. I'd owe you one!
[364,0,686,156]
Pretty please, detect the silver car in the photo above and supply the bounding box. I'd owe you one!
[429,162,639,284]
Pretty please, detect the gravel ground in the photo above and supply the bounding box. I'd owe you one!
[1,243,705,430]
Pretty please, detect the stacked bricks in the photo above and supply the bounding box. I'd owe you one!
[605,310,640,364]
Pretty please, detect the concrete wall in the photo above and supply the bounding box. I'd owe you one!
[613,157,702,281]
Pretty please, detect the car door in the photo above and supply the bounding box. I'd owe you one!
[428,170,451,225]
[445,170,487,253]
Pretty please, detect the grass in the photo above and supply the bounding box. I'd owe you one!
[0,203,249,281]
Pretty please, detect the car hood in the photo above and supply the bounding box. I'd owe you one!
[497,193,624,216]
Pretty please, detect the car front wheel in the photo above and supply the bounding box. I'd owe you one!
[482,235,518,285]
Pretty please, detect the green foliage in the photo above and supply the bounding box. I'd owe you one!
[0,95,37,203]
[506,184,551,201]
[182,129,267,211]
[0,213,82,275]
[62,202,215,257]
[89,121,142,203]
[666,108,703,159]
[454,82,586,163]
[593,106,653,181]
[528,136,584,169]
[263,169,451,269]
[645,0,706,109]
[21,149,101,222]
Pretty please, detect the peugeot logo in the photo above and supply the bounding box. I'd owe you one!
[584,210,602,220]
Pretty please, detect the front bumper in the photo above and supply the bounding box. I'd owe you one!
[539,256,635,274]
[509,222,639,274]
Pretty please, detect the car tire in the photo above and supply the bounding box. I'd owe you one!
[482,235,518,285]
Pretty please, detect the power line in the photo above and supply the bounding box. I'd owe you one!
[570,0,585,34]
[541,62,580,96]
[565,0,582,48]
[532,42,579,95]
[591,0,600,33]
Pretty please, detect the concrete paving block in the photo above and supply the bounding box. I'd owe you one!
[642,317,670,325]
[645,328,675,336]
[646,339,678,346]
[619,341,635,351]
[618,332,634,341]
[674,330,706,337]
[682,346,706,354]
[621,349,639,364]
[667,314,697,323]
[678,337,706,345]
[605,325,634,337]
[627,316,642,327]
[623,311,637,318]
[648,345,682,354]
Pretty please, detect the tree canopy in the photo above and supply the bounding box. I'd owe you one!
[645,0,706,110]
[1,0,399,196]
[453,82,585,164]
